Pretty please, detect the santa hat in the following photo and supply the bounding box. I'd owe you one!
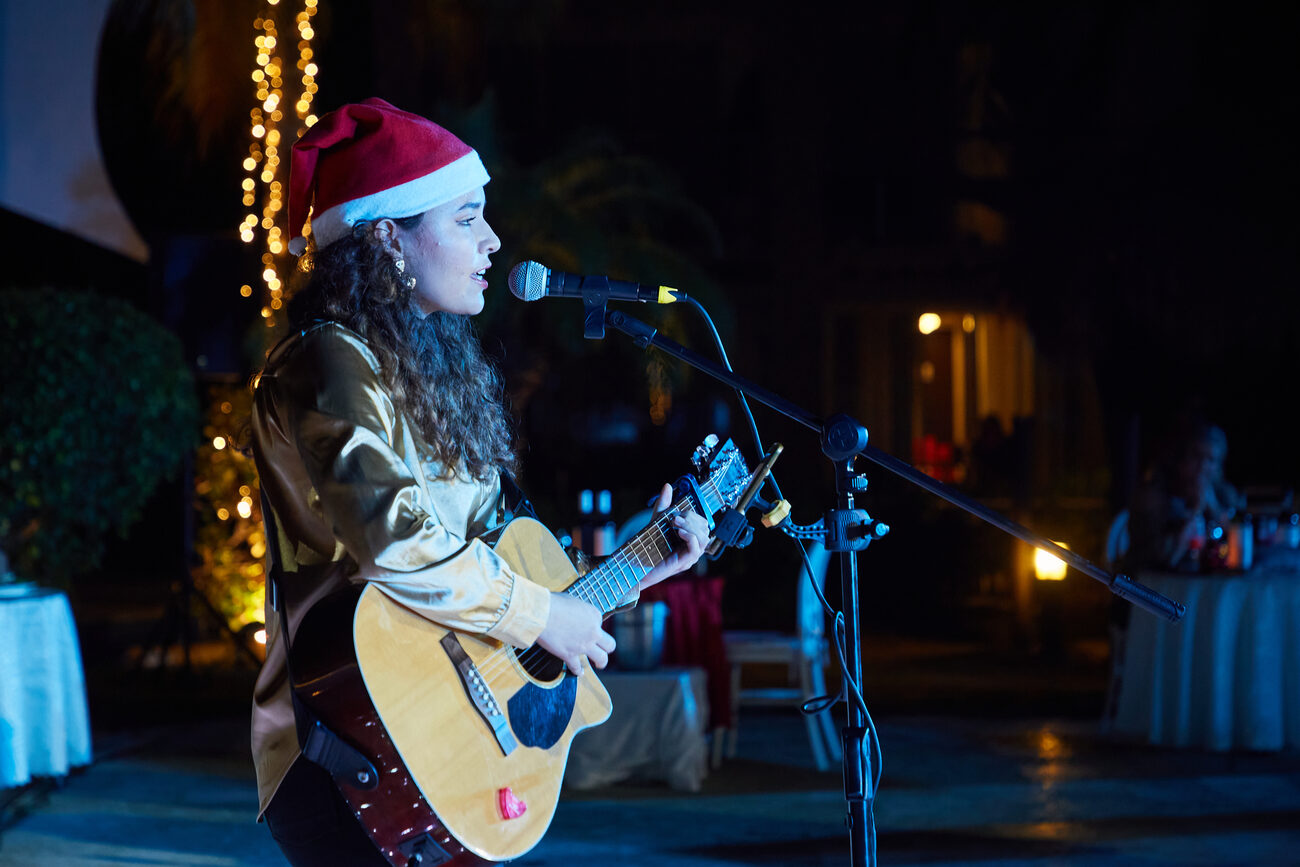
[287,98,490,255]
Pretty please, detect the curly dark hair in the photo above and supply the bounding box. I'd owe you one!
[286,216,516,481]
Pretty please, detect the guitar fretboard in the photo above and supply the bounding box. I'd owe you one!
[565,469,736,614]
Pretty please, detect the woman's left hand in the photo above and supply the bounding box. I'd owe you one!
[636,483,711,591]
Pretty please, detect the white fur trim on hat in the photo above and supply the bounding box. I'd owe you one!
[291,150,489,254]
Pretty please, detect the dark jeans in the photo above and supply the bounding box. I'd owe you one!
[263,756,390,866]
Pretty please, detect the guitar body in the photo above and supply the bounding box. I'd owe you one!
[288,436,751,866]
[355,518,611,862]
[293,519,611,866]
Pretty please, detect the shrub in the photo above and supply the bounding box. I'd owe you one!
[0,288,200,586]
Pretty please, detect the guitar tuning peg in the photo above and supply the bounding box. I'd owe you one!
[691,434,720,471]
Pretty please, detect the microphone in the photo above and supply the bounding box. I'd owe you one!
[508,260,682,304]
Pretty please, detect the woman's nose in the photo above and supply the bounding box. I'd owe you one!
[482,220,501,253]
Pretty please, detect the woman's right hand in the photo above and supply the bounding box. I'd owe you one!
[534,593,616,676]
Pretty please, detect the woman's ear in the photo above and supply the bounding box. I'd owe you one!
[371,218,401,258]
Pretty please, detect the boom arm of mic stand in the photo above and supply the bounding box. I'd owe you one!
[604,309,1185,623]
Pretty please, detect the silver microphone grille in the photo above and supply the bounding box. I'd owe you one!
[507,261,550,302]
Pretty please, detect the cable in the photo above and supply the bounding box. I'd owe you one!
[681,296,783,502]
[785,529,882,865]
[684,295,879,862]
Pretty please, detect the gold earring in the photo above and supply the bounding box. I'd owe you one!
[394,257,416,289]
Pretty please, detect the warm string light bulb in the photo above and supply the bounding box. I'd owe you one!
[238,1,320,328]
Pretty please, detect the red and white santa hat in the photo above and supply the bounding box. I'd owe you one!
[287,98,490,255]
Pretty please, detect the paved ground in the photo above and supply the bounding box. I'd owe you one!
[3,635,1299,866]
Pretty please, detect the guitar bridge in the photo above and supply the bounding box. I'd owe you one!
[440,633,517,756]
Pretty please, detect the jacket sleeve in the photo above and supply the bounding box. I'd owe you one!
[267,325,549,647]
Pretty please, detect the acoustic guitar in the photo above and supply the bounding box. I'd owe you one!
[289,436,752,866]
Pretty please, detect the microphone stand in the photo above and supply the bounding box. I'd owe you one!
[601,307,1184,867]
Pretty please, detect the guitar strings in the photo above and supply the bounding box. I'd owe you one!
[490,502,691,679]
[458,502,688,681]
[467,464,743,683]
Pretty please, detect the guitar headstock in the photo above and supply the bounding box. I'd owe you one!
[684,435,753,526]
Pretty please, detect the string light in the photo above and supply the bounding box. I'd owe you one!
[211,2,320,645]
[238,1,320,329]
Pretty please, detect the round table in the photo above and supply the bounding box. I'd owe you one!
[0,587,93,787]
[1106,564,1300,752]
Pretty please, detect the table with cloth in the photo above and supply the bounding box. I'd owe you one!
[564,666,710,791]
[1106,548,1300,751]
[563,573,730,791]
[0,586,93,788]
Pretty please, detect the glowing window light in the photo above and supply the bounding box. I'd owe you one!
[918,312,942,335]
[1034,542,1069,581]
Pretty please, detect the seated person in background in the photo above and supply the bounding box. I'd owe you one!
[1125,418,1243,571]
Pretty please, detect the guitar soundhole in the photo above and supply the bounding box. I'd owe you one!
[514,645,565,683]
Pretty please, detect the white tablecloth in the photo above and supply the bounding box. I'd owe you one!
[1107,569,1300,751]
[565,667,709,792]
[0,588,93,787]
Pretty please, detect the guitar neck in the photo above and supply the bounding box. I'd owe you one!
[565,443,751,614]
[566,504,686,614]
[566,483,723,614]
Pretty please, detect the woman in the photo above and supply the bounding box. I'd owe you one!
[250,98,709,865]
[1126,417,1241,571]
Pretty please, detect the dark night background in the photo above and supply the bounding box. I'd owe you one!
[8,1,1298,638]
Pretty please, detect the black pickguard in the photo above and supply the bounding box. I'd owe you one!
[506,675,578,749]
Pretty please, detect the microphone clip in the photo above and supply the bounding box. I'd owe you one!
[581,277,614,340]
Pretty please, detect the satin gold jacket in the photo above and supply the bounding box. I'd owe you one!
[248,321,551,814]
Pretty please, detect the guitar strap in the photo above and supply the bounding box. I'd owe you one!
[259,490,379,791]
[499,468,540,522]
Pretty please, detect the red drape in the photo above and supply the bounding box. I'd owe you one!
[641,574,731,729]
